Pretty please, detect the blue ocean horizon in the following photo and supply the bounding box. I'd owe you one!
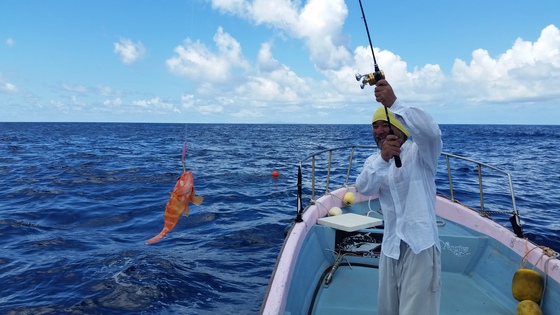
[1,122,559,314]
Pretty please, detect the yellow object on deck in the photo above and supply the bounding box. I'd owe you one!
[512,268,544,303]
[342,192,355,206]
[516,300,542,315]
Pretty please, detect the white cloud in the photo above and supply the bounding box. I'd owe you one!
[96,85,122,97]
[50,100,65,111]
[49,95,86,112]
[0,80,17,93]
[200,0,448,117]
[197,104,224,115]
[62,84,87,93]
[6,37,14,47]
[204,1,559,120]
[180,94,224,115]
[8,1,556,124]
[181,94,195,109]
[166,27,249,83]
[211,0,351,70]
[232,108,262,118]
[132,97,180,113]
[114,38,146,64]
[211,0,249,16]
[103,98,123,107]
[235,52,311,106]
[297,0,351,70]
[257,42,283,72]
[165,10,446,121]
[451,24,560,103]
[0,74,17,93]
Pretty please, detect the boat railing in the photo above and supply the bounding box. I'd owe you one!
[296,145,523,237]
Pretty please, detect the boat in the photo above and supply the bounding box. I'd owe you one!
[260,145,560,314]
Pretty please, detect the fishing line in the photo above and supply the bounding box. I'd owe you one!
[356,0,402,168]
[182,122,189,172]
[358,0,381,76]
[182,1,195,172]
[182,140,187,172]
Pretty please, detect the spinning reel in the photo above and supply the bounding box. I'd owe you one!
[355,70,385,89]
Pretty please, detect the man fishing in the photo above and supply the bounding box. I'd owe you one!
[355,79,443,314]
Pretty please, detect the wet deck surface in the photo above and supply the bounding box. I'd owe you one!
[307,201,516,314]
[310,261,514,314]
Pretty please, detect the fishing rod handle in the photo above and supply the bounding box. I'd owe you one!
[394,155,402,168]
[388,129,402,168]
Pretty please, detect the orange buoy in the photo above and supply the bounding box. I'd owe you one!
[272,171,280,177]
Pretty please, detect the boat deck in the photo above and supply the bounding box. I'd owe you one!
[299,200,520,315]
[312,266,513,314]
[312,266,515,315]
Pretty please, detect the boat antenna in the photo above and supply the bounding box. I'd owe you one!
[294,163,304,223]
[355,0,402,168]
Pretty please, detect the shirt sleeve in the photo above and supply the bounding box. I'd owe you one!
[356,153,390,196]
[390,99,442,174]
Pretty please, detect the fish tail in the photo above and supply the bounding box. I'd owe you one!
[146,208,182,244]
[145,227,171,244]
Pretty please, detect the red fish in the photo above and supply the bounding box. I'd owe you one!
[146,170,203,244]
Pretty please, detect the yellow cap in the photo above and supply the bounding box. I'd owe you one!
[372,106,410,137]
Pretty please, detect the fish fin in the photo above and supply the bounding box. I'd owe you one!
[191,195,204,206]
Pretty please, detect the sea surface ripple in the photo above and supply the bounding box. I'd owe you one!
[1,123,558,314]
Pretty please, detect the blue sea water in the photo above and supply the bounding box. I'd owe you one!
[1,122,559,314]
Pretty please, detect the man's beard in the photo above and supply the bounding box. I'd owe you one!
[375,138,383,149]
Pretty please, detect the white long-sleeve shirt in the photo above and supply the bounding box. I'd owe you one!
[356,99,443,259]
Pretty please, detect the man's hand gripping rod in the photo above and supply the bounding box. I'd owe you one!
[355,0,402,168]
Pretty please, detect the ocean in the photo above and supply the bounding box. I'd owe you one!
[1,122,559,314]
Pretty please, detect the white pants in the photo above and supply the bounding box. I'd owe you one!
[378,241,441,315]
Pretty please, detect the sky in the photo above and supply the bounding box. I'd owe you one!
[1,0,560,124]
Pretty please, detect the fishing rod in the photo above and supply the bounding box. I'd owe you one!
[355,0,402,168]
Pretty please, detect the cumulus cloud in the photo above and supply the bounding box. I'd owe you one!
[114,38,146,64]
[49,95,86,112]
[62,84,87,93]
[451,24,560,103]
[257,42,283,72]
[201,0,446,114]
[211,0,351,70]
[50,100,66,111]
[96,85,123,97]
[232,108,263,118]
[103,98,123,107]
[35,3,558,123]
[181,94,196,109]
[166,27,249,83]
[180,94,224,115]
[197,104,224,115]
[0,76,17,93]
[132,97,180,113]
[176,0,435,119]
[204,0,560,118]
